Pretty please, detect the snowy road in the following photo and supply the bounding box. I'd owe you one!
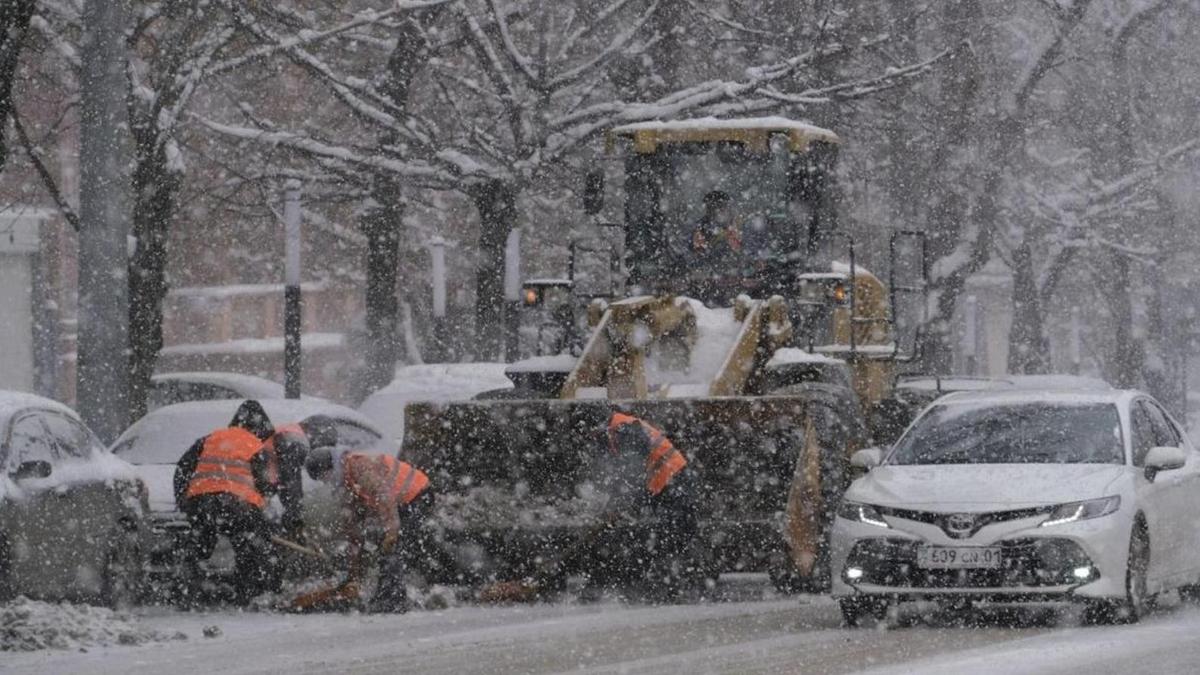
[7,591,1200,674]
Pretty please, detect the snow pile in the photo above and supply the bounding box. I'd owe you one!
[643,298,742,395]
[505,354,578,373]
[0,597,185,652]
[765,348,844,369]
[434,485,609,530]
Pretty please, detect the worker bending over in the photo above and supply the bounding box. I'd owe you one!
[302,450,433,612]
[583,410,709,601]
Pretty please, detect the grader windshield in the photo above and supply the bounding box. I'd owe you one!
[610,117,841,298]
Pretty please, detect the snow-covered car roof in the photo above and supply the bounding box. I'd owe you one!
[0,390,83,427]
[112,399,387,465]
[358,362,512,444]
[150,371,325,401]
[934,388,1138,408]
[897,374,1113,393]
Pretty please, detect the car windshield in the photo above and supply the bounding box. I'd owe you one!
[889,402,1124,465]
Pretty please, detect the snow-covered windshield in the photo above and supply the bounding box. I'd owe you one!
[890,402,1125,465]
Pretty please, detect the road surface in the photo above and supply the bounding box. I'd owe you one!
[7,586,1200,674]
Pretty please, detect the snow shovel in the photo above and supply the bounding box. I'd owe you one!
[270,535,332,564]
[477,513,618,604]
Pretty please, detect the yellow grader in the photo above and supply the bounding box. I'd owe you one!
[403,118,925,591]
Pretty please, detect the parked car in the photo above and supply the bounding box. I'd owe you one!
[833,388,1200,626]
[870,374,1113,445]
[147,372,324,412]
[0,391,146,605]
[358,362,512,445]
[110,399,392,589]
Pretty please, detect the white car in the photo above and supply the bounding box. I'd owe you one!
[358,362,512,445]
[148,372,325,412]
[832,389,1200,626]
[0,391,146,604]
[110,399,393,585]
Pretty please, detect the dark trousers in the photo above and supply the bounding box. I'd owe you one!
[369,491,439,612]
[584,474,706,599]
[182,493,280,601]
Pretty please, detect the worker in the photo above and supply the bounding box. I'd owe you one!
[261,415,339,544]
[582,410,707,602]
[300,449,433,613]
[174,400,279,602]
[690,190,742,261]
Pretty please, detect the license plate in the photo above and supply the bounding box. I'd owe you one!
[917,546,1002,569]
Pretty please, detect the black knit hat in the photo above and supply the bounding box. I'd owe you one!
[230,400,274,440]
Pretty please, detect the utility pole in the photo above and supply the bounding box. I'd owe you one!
[503,229,521,361]
[283,180,302,398]
[76,0,130,441]
[430,237,447,362]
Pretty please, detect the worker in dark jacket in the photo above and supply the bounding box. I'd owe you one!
[295,450,434,613]
[174,400,279,602]
[260,415,338,543]
[582,410,707,601]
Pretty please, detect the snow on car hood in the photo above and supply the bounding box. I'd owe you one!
[847,463,1127,511]
[2,452,140,503]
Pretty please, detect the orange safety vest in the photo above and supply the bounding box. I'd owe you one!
[607,413,687,496]
[186,427,266,509]
[342,453,430,512]
[262,423,306,487]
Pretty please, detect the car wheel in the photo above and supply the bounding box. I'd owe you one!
[1085,525,1149,625]
[101,522,144,609]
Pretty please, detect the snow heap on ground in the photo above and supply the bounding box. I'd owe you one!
[0,597,185,652]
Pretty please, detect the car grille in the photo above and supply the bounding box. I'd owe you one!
[876,505,1050,539]
[846,537,1094,589]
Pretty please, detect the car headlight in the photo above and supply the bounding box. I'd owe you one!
[1040,496,1121,527]
[837,501,889,528]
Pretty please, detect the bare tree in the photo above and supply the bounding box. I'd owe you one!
[0,0,36,173]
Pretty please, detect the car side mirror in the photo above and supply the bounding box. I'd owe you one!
[1144,446,1185,481]
[850,447,883,470]
[11,460,52,480]
[582,170,605,215]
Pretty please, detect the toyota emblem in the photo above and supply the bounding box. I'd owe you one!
[946,513,975,536]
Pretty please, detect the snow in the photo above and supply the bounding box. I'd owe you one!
[831,260,877,279]
[765,348,845,369]
[159,333,345,357]
[644,298,742,395]
[358,363,512,444]
[13,451,139,498]
[505,354,578,373]
[0,598,186,652]
[169,281,329,300]
[609,115,839,142]
[433,484,609,530]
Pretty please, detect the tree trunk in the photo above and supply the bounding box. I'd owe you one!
[472,180,516,361]
[361,175,404,397]
[0,0,35,172]
[77,0,131,441]
[356,12,439,398]
[1102,251,1141,388]
[1006,238,1049,373]
[915,0,985,372]
[126,128,178,422]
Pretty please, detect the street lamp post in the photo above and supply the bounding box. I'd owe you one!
[283,180,302,398]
